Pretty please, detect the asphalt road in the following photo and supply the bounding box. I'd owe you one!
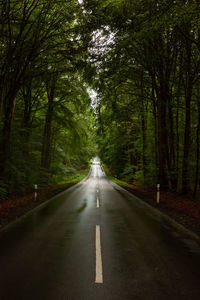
[0,163,200,300]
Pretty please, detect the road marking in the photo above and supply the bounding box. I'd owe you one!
[97,189,99,193]
[95,225,103,283]
[97,198,100,208]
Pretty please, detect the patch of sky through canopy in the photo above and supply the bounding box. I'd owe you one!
[78,1,115,113]
[87,27,116,113]
[88,89,99,113]
[89,26,116,69]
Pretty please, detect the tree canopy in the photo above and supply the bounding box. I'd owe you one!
[0,0,95,197]
[0,0,200,198]
[83,0,200,197]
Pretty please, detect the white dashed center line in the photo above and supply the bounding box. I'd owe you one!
[97,198,100,208]
[95,225,103,283]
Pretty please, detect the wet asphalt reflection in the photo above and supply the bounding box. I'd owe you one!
[0,163,200,299]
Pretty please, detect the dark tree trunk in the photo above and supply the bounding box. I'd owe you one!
[157,86,169,187]
[140,71,147,182]
[168,96,176,190]
[151,83,158,182]
[141,108,147,180]
[151,72,169,187]
[193,95,200,199]
[182,40,193,194]
[149,35,171,188]
[175,56,183,192]
[21,84,32,139]
[41,80,55,170]
[0,92,17,179]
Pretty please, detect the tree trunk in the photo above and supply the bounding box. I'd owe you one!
[168,96,176,190]
[141,108,147,181]
[41,80,55,170]
[175,56,183,192]
[0,92,17,179]
[182,39,193,194]
[149,35,171,188]
[193,94,200,199]
[151,83,158,182]
[157,87,169,187]
[21,84,32,138]
[140,71,147,182]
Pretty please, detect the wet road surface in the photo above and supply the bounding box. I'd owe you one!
[0,163,200,299]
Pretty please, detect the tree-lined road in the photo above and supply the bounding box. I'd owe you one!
[0,163,200,299]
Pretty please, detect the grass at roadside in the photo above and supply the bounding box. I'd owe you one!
[107,174,130,188]
[57,168,89,185]
[102,164,132,189]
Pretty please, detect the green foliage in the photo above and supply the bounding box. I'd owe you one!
[1,0,200,199]
[0,0,96,198]
[55,168,89,185]
[87,0,200,196]
[106,173,130,189]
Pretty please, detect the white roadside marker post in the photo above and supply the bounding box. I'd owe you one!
[34,184,38,201]
[157,184,160,204]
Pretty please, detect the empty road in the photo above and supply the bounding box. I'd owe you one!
[0,163,200,299]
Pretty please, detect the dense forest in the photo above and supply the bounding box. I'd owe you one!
[0,0,200,199]
[83,0,200,197]
[0,0,95,197]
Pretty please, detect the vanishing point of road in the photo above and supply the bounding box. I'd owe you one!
[0,163,200,299]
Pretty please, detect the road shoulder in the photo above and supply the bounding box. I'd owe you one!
[109,178,200,243]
